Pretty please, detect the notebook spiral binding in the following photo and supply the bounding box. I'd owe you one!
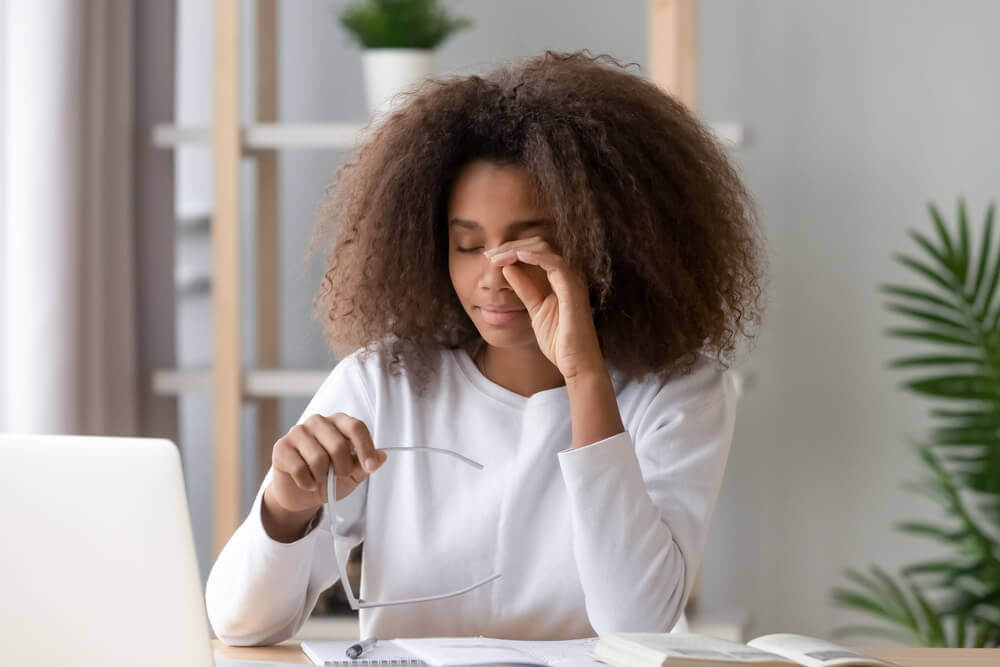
[323,660,426,667]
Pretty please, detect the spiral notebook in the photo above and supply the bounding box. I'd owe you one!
[301,637,600,667]
[301,639,425,667]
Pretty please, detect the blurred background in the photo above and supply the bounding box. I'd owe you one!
[2,0,999,647]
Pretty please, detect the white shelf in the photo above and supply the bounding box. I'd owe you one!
[153,367,753,398]
[153,368,328,397]
[709,121,743,147]
[152,121,743,150]
[153,122,369,150]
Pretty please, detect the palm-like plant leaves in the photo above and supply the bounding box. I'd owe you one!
[833,199,1000,647]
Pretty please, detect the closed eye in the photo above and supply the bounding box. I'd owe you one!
[456,247,483,253]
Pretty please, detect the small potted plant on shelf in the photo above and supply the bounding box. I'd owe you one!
[336,0,472,119]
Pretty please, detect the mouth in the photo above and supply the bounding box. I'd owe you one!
[475,305,528,326]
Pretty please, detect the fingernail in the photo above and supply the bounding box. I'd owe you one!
[365,457,377,472]
[483,247,500,257]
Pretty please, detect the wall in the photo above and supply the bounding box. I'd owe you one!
[173,0,1000,640]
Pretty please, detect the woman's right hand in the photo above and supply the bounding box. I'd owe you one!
[265,412,387,515]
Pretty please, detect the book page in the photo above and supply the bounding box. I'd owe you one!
[746,635,903,667]
[598,633,796,665]
[395,636,591,667]
[499,637,600,667]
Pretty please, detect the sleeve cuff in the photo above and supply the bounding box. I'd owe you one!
[557,430,637,481]
[248,492,324,560]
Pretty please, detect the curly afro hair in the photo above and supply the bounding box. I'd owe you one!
[307,50,768,394]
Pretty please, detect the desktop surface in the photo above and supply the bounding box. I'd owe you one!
[211,640,997,667]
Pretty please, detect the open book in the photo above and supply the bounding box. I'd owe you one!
[591,633,904,667]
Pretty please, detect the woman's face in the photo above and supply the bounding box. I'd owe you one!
[447,159,555,349]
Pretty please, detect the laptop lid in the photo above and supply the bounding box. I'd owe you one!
[0,434,215,667]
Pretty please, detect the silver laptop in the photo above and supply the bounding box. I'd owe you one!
[0,434,216,666]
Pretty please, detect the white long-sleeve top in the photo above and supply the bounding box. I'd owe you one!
[205,346,739,645]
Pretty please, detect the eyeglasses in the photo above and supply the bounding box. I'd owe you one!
[325,446,502,610]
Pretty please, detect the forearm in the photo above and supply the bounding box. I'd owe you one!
[558,433,689,633]
[566,362,626,449]
[205,496,322,645]
[261,484,320,542]
[206,470,354,646]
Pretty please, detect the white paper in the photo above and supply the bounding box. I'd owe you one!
[301,639,425,666]
[393,636,600,667]
[746,635,902,667]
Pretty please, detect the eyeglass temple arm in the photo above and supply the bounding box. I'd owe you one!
[377,446,484,469]
[353,572,502,609]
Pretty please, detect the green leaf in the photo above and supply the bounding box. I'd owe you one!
[928,201,956,265]
[880,284,965,314]
[973,621,993,647]
[888,354,986,369]
[902,480,951,506]
[957,197,971,286]
[337,0,473,49]
[975,202,1000,319]
[908,579,946,645]
[903,375,998,400]
[895,520,964,542]
[907,228,959,282]
[870,565,921,629]
[832,588,909,627]
[886,328,978,347]
[955,611,968,647]
[893,253,960,293]
[884,303,967,331]
[943,451,990,466]
[928,407,1000,423]
[902,561,965,577]
[972,201,997,305]
[842,568,906,620]
[932,425,1000,445]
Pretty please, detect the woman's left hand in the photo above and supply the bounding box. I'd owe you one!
[485,236,605,381]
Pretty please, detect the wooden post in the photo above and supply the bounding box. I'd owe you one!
[648,0,698,112]
[649,0,702,614]
[256,0,281,486]
[212,0,243,556]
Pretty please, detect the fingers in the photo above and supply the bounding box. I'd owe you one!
[500,262,547,312]
[273,425,322,492]
[273,413,386,504]
[484,235,553,261]
[489,241,584,312]
[331,412,383,473]
[296,428,333,499]
[303,413,351,483]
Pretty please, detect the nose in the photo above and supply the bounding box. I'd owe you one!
[477,255,514,292]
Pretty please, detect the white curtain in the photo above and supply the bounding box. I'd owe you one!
[1,0,147,436]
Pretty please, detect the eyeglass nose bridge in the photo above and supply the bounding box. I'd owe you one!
[325,445,498,611]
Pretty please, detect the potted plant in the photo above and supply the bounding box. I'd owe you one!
[831,198,1000,647]
[336,0,473,119]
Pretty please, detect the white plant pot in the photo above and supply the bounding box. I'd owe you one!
[361,49,436,122]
